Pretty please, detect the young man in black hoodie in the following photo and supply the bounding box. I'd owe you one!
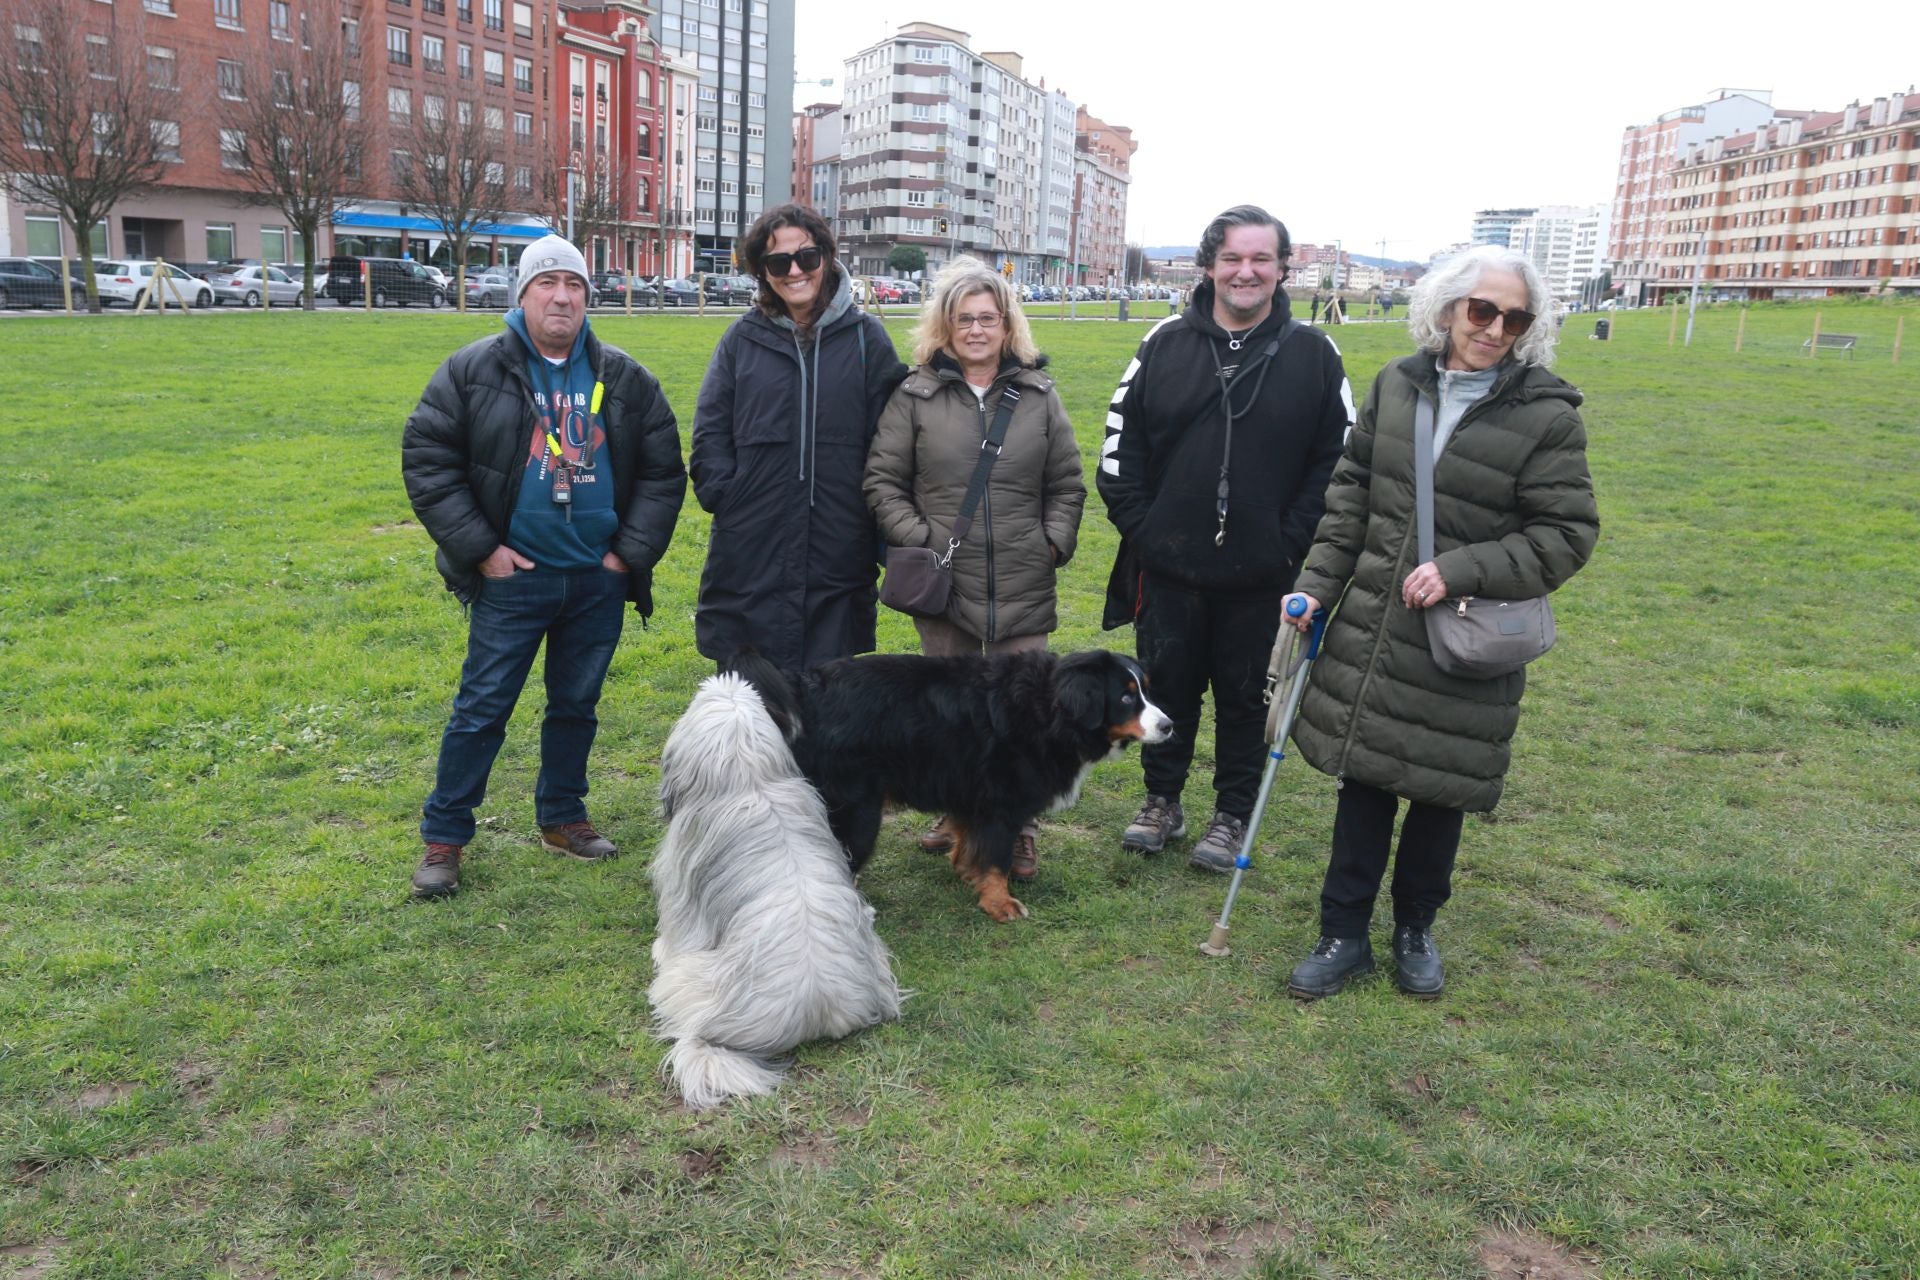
[1097,205,1352,872]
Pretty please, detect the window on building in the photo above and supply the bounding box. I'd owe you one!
[422,93,444,123]
[456,43,471,79]
[636,123,651,158]
[513,110,531,142]
[483,48,503,85]
[221,127,248,169]
[514,165,531,191]
[205,224,235,261]
[511,2,532,36]
[148,119,180,162]
[217,59,244,99]
[455,99,471,125]
[513,57,531,92]
[214,0,242,29]
[388,86,410,124]
[636,71,652,105]
[483,105,502,138]
[143,0,174,14]
[84,34,111,79]
[456,0,470,21]
[146,46,176,91]
[422,33,444,72]
[387,25,410,64]
[636,177,650,210]
[390,149,410,183]
[269,0,290,39]
[485,160,504,186]
[483,0,503,32]
[342,79,359,120]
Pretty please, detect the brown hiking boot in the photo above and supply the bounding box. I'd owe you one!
[1010,829,1039,882]
[411,842,463,898]
[541,820,618,861]
[1121,794,1185,855]
[918,815,955,854]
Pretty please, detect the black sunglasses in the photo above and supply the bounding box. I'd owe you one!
[762,246,823,277]
[1462,296,1536,336]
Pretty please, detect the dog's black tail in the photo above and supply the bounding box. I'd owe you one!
[722,646,803,741]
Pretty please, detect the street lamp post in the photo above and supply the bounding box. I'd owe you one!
[566,83,585,244]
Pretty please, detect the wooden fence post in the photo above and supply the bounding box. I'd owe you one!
[1667,298,1679,346]
[1734,307,1747,353]
[1809,310,1822,359]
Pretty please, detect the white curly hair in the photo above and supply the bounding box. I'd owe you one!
[1406,245,1559,368]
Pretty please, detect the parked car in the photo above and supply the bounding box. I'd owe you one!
[324,255,446,307]
[91,260,215,308]
[702,273,755,305]
[208,264,304,307]
[593,272,660,307]
[463,269,516,308]
[0,257,73,309]
[867,278,903,304]
[25,257,96,305]
[658,277,700,307]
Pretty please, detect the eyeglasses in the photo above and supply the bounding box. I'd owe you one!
[763,246,823,277]
[954,312,1003,331]
[1462,296,1536,336]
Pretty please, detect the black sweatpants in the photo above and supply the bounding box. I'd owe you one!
[1318,778,1465,936]
[1134,572,1283,821]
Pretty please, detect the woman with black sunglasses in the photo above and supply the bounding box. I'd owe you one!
[1275,245,1599,1002]
[690,204,908,672]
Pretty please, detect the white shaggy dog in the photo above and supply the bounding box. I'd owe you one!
[648,671,902,1109]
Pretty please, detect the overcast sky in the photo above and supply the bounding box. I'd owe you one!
[797,0,1919,261]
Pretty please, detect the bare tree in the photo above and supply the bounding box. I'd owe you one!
[0,0,171,311]
[536,146,629,264]
[394,100,521,310]
[217,0,371,309]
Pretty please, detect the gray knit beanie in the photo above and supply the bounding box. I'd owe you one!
[515,234,590,301]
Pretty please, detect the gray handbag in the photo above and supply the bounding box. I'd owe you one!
[1413,396,1556,679]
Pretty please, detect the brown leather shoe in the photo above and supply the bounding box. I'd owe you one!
[412,842,463,897]
[918,815,955,855]
[1010,830,1038,882]
[540,821,618,861]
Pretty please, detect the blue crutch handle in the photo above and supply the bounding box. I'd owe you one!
[1285,595,1328,661]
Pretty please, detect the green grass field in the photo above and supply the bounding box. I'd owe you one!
[1,297,1916,1279]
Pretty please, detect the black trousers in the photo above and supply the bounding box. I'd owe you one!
[1318,778,1465,936]
[1134,573,1283,820]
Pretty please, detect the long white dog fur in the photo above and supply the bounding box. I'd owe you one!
[649,672,902,1109]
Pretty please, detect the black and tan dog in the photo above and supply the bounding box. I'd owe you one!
[728,649,1173,921]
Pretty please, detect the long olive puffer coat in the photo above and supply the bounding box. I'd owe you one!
[864,354,1085,642]
[1291,353,1599,812]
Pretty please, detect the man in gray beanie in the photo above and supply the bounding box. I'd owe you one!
[400,234,687,897]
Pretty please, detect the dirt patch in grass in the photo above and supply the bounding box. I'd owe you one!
[174,1058,218,1107]
[215,1251,275,1279]
[1398,1072,1438,1101]
[74,1081,137,1111]
[830,1104,870,1129]
[770,1131,835,1171]
[369,520,418,534]
[1478,1228,1599,1279]
[0,1240,65,1279]
[677,1146,727,1181]
[1164,1218,1290,1277]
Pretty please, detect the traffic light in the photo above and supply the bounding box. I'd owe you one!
[1001,261,1013,278]
[937,218,948,235]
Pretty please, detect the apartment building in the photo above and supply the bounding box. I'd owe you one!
[1469,208,1535,249]
[1507,205,1607,301]
[791,100,839,218]
[1608,90,1783,304]
[835,22,1130,286]
[644,0,793,273]
[1654,92,1920,301]
[1072,107,1133,286]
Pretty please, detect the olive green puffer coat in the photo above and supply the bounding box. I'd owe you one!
[865,354,1085,642]
[1291,353,1599,811]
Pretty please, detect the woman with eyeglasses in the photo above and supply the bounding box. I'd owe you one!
[1276,245,1599,1002]
[690,204,908,673]
[864,258,1085,881]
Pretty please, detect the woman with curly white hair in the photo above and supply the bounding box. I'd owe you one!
[1276,245,1599,1001]
[864,258,1085,881]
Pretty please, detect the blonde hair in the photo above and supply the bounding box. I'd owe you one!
[909,258,1040,366]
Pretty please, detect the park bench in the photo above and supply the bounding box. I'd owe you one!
[1801,333,1858,357]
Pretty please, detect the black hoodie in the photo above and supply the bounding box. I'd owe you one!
[1096,280,1352,623]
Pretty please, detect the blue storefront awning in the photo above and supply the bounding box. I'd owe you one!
[331,211,551,240]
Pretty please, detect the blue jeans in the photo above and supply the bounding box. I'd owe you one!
[420,568,627,846]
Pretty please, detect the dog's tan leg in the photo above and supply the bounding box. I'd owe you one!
[947,826,1028,922]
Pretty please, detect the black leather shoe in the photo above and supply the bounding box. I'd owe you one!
[1392,925,1444,999]
[1286,935,1375,1000]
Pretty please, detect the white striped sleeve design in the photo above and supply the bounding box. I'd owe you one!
[1100,314,1182,478]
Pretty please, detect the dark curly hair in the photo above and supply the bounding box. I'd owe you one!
[738,203,839,321]
[1195,205,1292,282]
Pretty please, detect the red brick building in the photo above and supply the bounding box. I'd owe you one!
[1071,107,1133,286]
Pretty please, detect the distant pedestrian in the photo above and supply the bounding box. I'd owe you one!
[1096,204,1352,873]
[1279,244,1598,1000]
[690,203,909,672]
[401,235,688,898]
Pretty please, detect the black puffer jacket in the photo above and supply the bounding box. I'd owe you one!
[1096,282,1351,626]
[690,268,908,670]
[401,324,687,613]
[1292,353,1599,812]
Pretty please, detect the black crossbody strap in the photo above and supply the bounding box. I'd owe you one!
[1414,394,1436,564]
[1210,319,1299,546]
[941,383,1023,565]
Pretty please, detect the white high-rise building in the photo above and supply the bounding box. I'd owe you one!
[1510,205,1608,301]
